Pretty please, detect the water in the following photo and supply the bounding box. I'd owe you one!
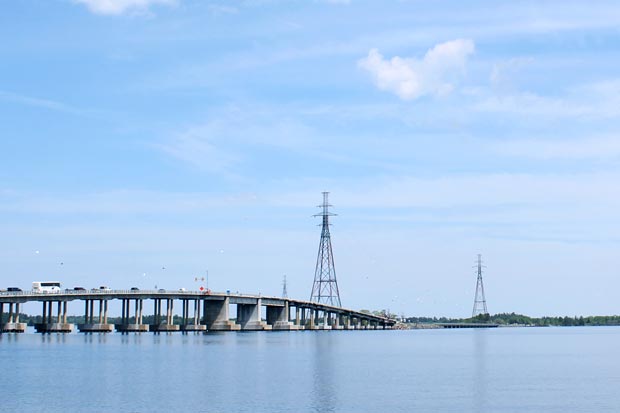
[1,327,619,412]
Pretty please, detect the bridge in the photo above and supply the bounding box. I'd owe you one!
[0,289,395,333]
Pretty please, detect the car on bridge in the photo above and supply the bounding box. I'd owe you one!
[7,287,22,292]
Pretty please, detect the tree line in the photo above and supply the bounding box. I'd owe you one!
[404,312,620,326]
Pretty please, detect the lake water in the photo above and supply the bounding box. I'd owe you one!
[1,327,619,412]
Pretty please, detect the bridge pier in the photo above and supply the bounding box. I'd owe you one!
[343,314,352,330]
[78,299,113,332]
[266,302,298,330]
[2,302,26,333]
[237,298,271,331]
[315,310,331,330]
[35,301,73,333]
[180,299,206,332]
[116,299,148,333]
[204,297,240,331]
[293,306,301,328]
[331,313,343,330]
[304,308,318,330]
[150,299,180,332]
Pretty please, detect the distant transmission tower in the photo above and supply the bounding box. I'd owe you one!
[309,192,342,307]
[472,254,489,317]
[282,275,288,298]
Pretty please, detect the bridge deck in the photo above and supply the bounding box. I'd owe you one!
[0,290,395,333]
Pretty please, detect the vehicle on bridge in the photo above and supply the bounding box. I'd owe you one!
[32,281,61,293]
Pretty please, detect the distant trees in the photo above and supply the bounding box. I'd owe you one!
[402,312,620,327]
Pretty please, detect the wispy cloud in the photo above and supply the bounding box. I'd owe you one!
[322,0,351,4]
[0,90,92,116]
[207,4,239,15]
[156,106,316,175]
[358,39,475,100]
[474,78,620,120]
[73,0,177,16]
[494,135,620,160]
[0,190,260,215]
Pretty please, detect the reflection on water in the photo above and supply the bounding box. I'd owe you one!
[42,332,68,345]
[473,330,487,413]
[312,333,337,413]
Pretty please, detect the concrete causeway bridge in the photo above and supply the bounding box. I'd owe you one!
[0,289,395,333]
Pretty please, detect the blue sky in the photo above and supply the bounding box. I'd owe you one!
[2,0,620,317]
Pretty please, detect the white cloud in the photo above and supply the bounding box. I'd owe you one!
[358,39,475,100]
[73,0,177,15]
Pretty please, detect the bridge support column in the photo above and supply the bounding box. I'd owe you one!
[139,299,143,325]
[8,303,14,324]
[49,301,54,323]
[307,309,317,330]
[300,307,307,328]
[63,301,68,324]
[237,298,270,331]
[204,297,239,331]
[294,306,301,327]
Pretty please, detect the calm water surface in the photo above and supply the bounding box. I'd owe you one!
[1,327,619,412]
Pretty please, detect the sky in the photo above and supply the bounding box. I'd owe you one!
[2,0,620,318]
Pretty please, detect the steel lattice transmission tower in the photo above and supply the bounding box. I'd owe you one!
[309,192,342,307]
[282,275,288,298]
[472,254,489,317]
